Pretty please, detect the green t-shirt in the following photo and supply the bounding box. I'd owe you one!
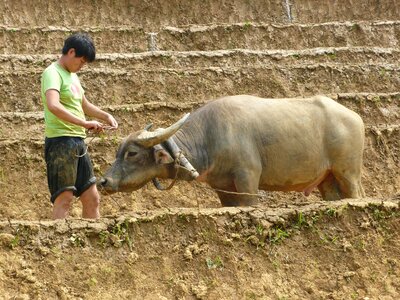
[41,62,86,138]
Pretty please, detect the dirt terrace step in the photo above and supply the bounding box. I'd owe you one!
[1,94,399,141]
[2,47,400,71]
[291,0,399,23]
[0,127,398,220]
[1,21,400,54]
[0,198,398,233]
[159,21,400,51]
[0,200,399,299]
[0,0,398,28]
[1,62,399,112]
[0,124,398,204]
[0,0,288,29]
[1,124,397,146]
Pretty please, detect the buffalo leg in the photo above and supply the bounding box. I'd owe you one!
[217,191,241,207]
[216,191,258,206]
[318,173,341,201]
[216,171,259,206]
[332,171,364,199]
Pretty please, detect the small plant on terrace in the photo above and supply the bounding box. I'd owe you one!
[206,256,224,269]
[178,213,191,223]
[370,96,385,110]
[309,212,321,226]
[256,223,264,236]
[111,134,119,145]
[9,235,20,249]
[70,233,86,247]
[319,232,339,245]
[295,212,308,229]
[110,219,133,250]
[325,207,338,217]
[350,291,359,299]
[268,227,290,244]
[291,53,301,59]
[372,208,386,221]
[326,52,337,60]
[244,21,252,29]
[88,277,98,287]
[98,230,110,248]
[349,23,362,31]
[379,68,387,77]
[9,225,33,249]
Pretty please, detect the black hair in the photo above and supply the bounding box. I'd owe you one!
[62,33,96,62]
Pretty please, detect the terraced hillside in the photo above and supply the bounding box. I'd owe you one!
[0,0,399,299]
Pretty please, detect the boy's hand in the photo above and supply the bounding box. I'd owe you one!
[84,120,104,133]
[105,114,118,129]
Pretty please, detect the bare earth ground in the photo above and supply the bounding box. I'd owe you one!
[0,99,398,299]
[1,200,400,299]
[0,0,400,299]
[0,99,398,219]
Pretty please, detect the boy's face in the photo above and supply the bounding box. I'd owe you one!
[65,48,87,72]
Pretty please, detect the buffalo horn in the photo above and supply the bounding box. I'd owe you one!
[135,113,190,147]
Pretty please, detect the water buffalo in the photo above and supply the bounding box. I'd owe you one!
[99,95,365,206]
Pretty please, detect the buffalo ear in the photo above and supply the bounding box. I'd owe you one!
[154,149,174,164]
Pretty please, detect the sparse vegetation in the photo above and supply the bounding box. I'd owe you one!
[379,68,387,77]
[70,233,86,247]
[96,219,134,250]
[9,235,20,249]
[326,52,337,59]
[325,207,338,217]
[110,219,133,250]
[206,256,224,269]
[98,230,109,248]
[291,53,301,59]
[350,23,362,31]
[255,223,264,235]
[294,211,308,229]
[243,21,252,29]
[268,227,290,244]
[178,213,191,223]
[9,225,33,249]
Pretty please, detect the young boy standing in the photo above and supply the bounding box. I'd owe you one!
[41,33,118,219]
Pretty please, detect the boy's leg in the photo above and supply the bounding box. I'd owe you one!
[52,190,74,219]
[45,137,79,220]
[75,138,99,219]
[80,184,100,219]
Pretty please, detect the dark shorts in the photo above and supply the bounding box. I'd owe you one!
[45,136,96,203]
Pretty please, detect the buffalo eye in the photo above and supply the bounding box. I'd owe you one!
[126,151,138,159]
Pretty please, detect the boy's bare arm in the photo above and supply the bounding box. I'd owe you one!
[82,95,118,129]
[46,89,103,131]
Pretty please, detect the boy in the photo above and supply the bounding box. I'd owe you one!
[41,33,118,219]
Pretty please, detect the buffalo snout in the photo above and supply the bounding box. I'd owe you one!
[97,177,107,187]
[97,176,118,194]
